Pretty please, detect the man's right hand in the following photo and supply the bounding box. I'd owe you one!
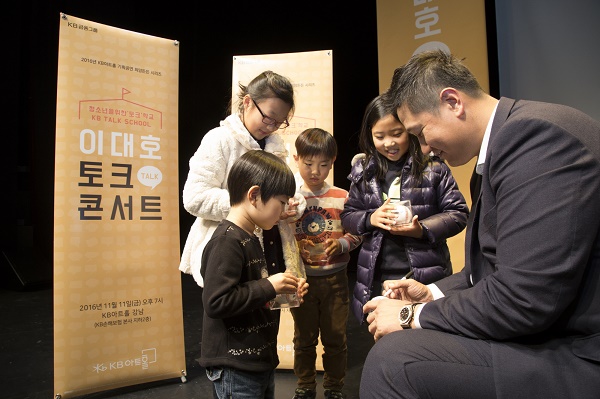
[382,279,434,303]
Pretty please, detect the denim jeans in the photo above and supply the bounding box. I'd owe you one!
[206,366,275,399]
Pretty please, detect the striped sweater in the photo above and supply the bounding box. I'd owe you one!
[292,182,362,276]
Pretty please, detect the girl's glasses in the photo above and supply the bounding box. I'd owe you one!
[252,99,289,129]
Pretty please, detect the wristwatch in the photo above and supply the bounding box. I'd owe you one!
[398,303,422,329]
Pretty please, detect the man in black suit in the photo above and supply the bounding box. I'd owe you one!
[360,50,600,399]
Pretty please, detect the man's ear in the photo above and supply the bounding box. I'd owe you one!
[293,154,299,165]
[248,185,261,205]
[440,88,464,117]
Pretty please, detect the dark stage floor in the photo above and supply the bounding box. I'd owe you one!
[1,270,374,399]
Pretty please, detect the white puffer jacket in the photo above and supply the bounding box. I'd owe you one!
[179,113,305,287]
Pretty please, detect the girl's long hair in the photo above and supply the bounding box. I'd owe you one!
[358,93,428,186]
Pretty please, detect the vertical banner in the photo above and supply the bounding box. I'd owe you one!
[54,14,185,398]
[376,0,490,272]
[232,50,333,370]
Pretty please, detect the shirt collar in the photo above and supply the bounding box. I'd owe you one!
[475,103,498,174]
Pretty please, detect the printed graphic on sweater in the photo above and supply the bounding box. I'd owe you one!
[296,205,334,243]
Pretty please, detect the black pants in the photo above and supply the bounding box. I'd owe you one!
[360,329,496,399]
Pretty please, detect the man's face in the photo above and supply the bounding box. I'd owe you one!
[396,103,473,167]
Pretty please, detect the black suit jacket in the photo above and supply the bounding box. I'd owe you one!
[422,98,600,398]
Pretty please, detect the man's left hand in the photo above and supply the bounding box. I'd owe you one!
[364,298,411,341]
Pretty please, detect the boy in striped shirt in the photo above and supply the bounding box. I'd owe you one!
[290,128,362,399]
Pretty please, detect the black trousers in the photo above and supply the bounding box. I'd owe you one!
[360,329,496,399]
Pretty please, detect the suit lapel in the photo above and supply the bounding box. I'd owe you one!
[464,166,482,284]
[464,98,518,284]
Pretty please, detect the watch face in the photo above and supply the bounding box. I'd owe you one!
[399,306,411,323]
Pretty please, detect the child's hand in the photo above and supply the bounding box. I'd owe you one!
[267,272,299,295]
[301,239,332,265]
[389,215,423,238]
[296,278,309,304]
[298,239,312,263]
[369,198,397,230]
[323,238,342,257]
[280,198,299,220]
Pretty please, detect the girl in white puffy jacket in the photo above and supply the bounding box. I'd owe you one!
[179,71,305,287]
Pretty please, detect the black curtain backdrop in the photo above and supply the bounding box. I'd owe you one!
[3,0,380,287]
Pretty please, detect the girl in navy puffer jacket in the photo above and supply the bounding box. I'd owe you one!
[341,94,469,323]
